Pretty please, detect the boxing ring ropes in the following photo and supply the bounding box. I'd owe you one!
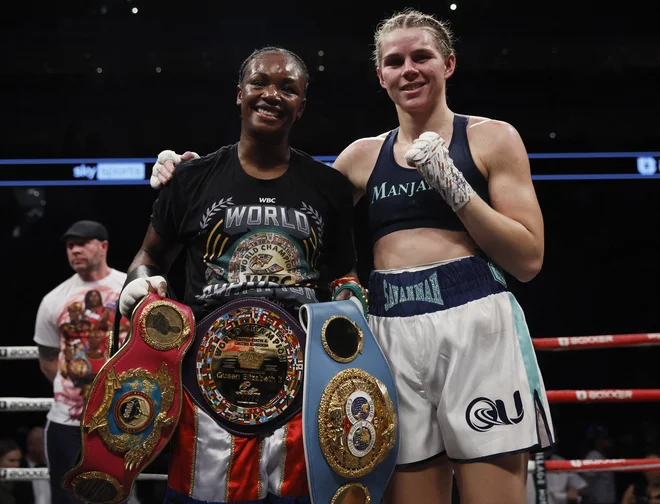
[2,332,660,489]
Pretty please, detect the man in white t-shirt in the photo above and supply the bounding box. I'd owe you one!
[33,220,130,504]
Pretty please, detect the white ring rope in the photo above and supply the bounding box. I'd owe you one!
[0,398,53,411]
[0,468,167,481]
[4,460,660,482]
[0,346,39,360]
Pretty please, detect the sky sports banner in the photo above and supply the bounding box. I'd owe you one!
[1,153,660,186]
[0,159,147,186]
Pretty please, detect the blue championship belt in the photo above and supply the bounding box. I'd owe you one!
[300,299,399,504]
[182,297,306,436]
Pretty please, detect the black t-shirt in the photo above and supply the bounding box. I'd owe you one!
[151,144,356,319]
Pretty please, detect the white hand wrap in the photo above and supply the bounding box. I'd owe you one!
[405,131,476,212]
[118,276,167,318]
[150,150,181,189]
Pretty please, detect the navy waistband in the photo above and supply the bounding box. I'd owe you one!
[368,256,507,318]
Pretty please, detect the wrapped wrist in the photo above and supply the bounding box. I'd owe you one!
[418,152,475,212]
[330,276,369,316]
[124,264,165,288]
[405,131,476,212]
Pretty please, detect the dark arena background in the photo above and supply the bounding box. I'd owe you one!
[1,1,659,503]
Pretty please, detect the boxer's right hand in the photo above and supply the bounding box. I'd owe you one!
[118,276,168,318]
[150,150,199,189]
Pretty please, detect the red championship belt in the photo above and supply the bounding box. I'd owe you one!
[63,293,195,504]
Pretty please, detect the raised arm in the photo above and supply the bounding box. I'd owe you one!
[406,121,543,282]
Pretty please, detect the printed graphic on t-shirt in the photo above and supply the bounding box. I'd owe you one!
[195,198,324,304]
[55,287,128,421]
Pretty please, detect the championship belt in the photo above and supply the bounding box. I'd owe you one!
[182,297,306,436]
[63,293,194,504]
[300,298,399,504]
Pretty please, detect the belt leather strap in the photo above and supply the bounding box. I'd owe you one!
[300,298,399,504]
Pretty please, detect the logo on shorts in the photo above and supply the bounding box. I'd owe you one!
[465,391,524,432]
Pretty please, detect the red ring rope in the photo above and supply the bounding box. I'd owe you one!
[1,332,658,361]
[543,458,660,472]
[547,389,660,402]
[533,333,660,350]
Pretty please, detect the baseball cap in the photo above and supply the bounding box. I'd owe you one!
[60,220,109,241]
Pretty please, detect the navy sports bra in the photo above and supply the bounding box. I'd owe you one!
[366,114,490,244]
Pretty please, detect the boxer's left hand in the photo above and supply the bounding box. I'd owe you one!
[405,131,475,212]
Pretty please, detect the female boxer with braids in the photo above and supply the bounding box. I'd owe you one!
[121,46,360,504]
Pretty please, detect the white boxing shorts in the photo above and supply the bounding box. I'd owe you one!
[367,255,554,465]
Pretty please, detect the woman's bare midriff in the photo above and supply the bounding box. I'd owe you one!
[372,227,479,271]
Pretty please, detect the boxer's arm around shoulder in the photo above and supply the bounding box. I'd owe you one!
[333,136,384,205]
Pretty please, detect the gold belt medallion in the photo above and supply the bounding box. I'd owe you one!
[86,364,174,470]
[318,368,397,479]
[196,305,304,425]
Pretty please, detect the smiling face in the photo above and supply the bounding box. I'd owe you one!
[237,50,307,139]
[376,27,455,113]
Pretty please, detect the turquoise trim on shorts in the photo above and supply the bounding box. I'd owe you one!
[508,292,541,397]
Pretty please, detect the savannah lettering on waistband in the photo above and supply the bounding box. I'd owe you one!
[371,180,432,203]
[383,272,444,311]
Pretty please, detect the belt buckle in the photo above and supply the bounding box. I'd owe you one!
[190,298,306,436]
